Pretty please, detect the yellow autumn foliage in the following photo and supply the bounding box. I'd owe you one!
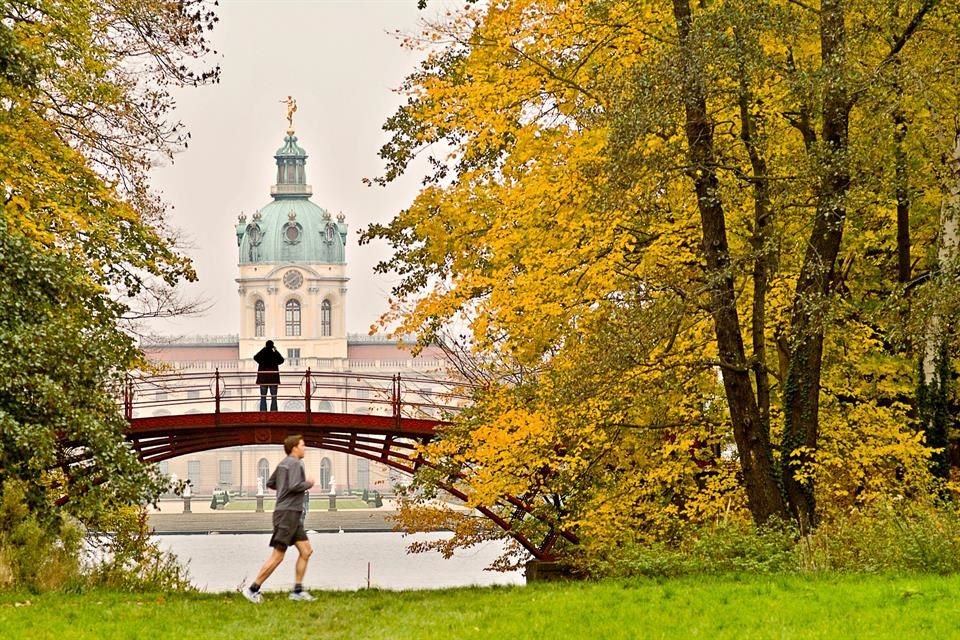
[373,0,960,564]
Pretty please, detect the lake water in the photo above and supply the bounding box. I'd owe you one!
[155,531,525,592]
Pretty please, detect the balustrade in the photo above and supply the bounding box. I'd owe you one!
[122,369,470,421]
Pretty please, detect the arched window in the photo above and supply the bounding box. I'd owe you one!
[321,300,332,336]
[320,457,332,493]
[254,300,265,337]
[257,458,270,492]
[285,299,301,336]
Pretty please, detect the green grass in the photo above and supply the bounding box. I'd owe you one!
[3,573,960,639]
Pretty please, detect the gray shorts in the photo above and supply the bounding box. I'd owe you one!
[269,509,307,551]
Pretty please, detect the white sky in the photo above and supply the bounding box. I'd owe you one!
[146,0,445,339]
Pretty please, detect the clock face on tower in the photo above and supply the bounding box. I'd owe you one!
[282,270,303,290]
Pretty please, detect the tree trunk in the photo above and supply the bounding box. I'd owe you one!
[894,111,911,284]
[672,0,788,524]
[781,0,850,533]
[735,27,775,445]
[893,64,911,284]
[920,130,960,479]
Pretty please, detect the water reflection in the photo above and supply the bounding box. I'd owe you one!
[156,531,525,592]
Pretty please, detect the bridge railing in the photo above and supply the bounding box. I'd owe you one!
[123,369,474,422]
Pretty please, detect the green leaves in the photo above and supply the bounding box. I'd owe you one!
[0,0,218,531]
[0,222,163,523]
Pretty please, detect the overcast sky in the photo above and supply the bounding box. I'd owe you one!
[146,0,443,339]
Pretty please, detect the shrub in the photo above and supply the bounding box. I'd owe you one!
[576,518,800,578]
[576,497,960,578]
[802,498,960,574]
[0,480,192,593]
[85,507,194,592]
[0,480,84,592]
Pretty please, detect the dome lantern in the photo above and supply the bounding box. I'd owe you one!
[271,133,312,198]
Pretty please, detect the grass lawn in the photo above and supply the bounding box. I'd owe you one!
[3,573,960,639]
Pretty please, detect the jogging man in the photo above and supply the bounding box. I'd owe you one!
[241,434,315,602]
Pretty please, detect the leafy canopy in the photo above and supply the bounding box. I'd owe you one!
[0,0,219,528]
[366,0,958,563]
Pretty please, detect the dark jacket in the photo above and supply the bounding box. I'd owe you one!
[254,345,284,385]
[267,455,310,511]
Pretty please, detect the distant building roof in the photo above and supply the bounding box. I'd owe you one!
[140,334,239,348]
[141,333,418,348]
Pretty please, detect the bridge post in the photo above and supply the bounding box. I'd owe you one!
[214,368,221,414]
[393,374,401,428]
[124,376,133,420]
[305,368,312,420]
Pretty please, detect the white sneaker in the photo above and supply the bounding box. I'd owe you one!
[288,590,315,601]
[241,586,263,604]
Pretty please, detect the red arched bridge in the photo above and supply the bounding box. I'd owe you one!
[124,369,577,559]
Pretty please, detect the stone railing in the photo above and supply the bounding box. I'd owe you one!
[153,358,449,372]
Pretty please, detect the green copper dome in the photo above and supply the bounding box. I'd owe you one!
[235,133,348,264]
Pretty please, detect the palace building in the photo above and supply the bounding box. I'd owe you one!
[140,113,449,497]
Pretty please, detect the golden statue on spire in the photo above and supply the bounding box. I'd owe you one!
[280,95,297,133]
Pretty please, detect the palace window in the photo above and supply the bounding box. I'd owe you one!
[321,300,332,336]
[320,457,332,494]
[285,299,301,336]
[283,222,302,244]
[246,224,262,262]
[254,300,265,337]
[187,460,200,488]
[357,458,370,490]
[257,459,270,491]
[218,460,232,487]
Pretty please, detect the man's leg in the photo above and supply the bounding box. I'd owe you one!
[269,384,278,412]
[292,539,313,584]
[259,385,267,411]
[242,546,285,603]
[253,547,286,587]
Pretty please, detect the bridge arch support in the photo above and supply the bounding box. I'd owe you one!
[128,409,576,559]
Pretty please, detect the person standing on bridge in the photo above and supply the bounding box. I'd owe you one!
[242,434,316,603]
[254,340,284,412]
